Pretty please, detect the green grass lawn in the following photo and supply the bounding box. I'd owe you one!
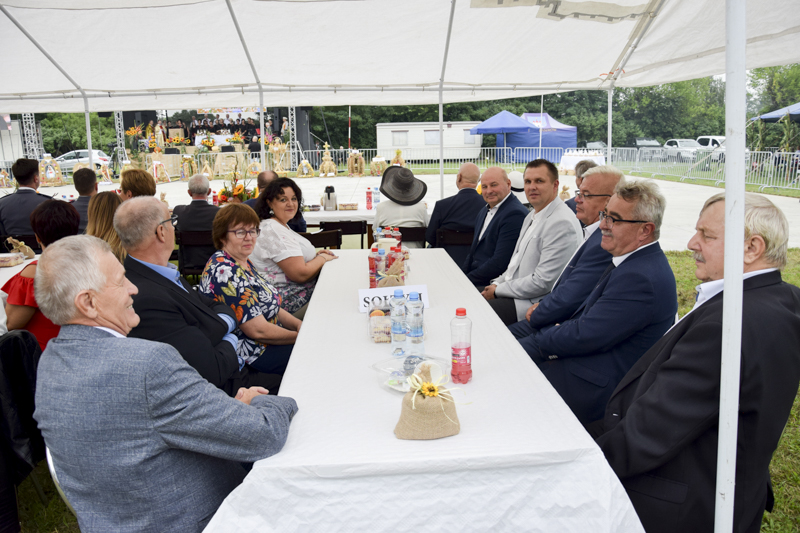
[15,249,800,532]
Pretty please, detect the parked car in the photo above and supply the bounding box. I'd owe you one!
[696,135,726,162]
[628,138,661,149]
[583,140,607,150]
[55,150,110,173]
[628,138,662,162]
[664,139,700,162]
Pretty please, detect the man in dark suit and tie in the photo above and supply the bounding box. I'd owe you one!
[592,193,800,533]
[70,167,97,233]
[461,166,528,287]
[33,235,297,533]
[173,174,219,270]
[425,162,486,249]
[114,196,280,395]
[511,165,622,331]
[0,158,51,238]
[511,179,677,425]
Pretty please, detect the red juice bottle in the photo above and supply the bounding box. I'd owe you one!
[451,308,472,384]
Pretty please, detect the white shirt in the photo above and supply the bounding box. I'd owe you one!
[94,326,125,338]
[17,186,36,193]
[500,199,559,283]
[611,240,659,267]
[252,218,317,285]
[678,268,779,323]
[479,192,511,241]
[373,200,429,248]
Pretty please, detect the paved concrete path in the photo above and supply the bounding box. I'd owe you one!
[5,172,797,252]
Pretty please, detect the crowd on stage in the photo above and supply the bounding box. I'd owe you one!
[0,155,797,533]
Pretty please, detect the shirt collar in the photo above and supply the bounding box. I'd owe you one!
[583,220,601,241]
[93,326,126,338]
[129,256,186,290]
[17,186,36,192]
[695,268,778,307]
[532,196,560,220]
[611,240,658,266]
[487,191,511,212]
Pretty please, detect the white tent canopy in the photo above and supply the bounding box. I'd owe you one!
[0,0,799,112]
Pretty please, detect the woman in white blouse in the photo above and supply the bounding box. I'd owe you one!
[251,178,337,315]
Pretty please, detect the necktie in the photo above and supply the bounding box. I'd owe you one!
[597,262,616,284]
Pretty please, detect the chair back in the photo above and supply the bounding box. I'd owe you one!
[320,220,367,248]
[436,228,475,266]
[396,226,426,244]
[299,229,342,249]
[176,230,215,277]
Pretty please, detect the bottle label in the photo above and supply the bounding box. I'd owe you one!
[452,345,471,365]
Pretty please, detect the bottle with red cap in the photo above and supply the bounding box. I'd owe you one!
[368,245,379,288]
[451,308,472,384]
[366,188,373,210]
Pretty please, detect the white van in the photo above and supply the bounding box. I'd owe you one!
[696,136,726,162]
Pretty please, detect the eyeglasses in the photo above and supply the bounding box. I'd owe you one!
[155,214,178,234]
[598,211,648,228]
[575,192,612,200]
[227,228,261,239]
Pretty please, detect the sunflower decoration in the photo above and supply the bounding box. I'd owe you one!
[420,382,439,397]
[225,131,245,145]
[219,178,255,203]
[125,125,143,137]
[201,137,216,148]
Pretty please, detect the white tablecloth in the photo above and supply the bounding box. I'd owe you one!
[194,134,232,147]
[205,249,642,532]
[0,256,37,288]
[303,203,433,226]
[559,152,606,171]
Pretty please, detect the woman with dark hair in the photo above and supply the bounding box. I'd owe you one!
[199,203,300,375]
[252,177,337,315]
[2,200,80,350]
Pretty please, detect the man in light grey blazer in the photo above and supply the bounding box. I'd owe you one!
[32,235,298,533]
[482,159,583,325]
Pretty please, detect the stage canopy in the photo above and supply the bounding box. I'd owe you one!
[1,0,800,112]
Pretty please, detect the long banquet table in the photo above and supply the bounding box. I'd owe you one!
[205,249,643,532]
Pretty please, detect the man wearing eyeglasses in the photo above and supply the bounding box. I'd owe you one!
[511,179,677,426]
[113,197,281,396]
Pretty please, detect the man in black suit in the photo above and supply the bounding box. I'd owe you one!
[425,162,486,248]
[114,196,280,395]
[461,167,528,286]
[0,158,50,238]
[512,165,621,332]
[173,173,219,270]
[71,167,97,233]
[592,192,800,533]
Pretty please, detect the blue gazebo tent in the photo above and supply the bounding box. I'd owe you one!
[469,111,534,145]
[753,101,800,122]
[498,113,577,163]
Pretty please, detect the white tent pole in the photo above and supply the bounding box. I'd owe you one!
[84,99,93,168]
[714,0,746,531]
[348,106,351,149]
[224,0,266,167]
[539,95,543,155]
[607,89,613,161]
[438,0,457,200]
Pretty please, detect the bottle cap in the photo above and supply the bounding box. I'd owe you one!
[378,249,385,255]
[456,308,467,316]
[394,289,404,297]
[409,292,419,301]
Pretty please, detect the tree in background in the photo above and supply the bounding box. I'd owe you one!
[748,64,800,150]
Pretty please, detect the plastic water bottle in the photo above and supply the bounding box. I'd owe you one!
[374,226,383,243]
[451,308,472,384]
[390,289,407,356]
[391,227,402,245]
[406,292,424,355]
[376,249,386,285]
[373,186,381,204]
[368,246,379,288]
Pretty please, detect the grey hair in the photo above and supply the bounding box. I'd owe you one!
[113,196,166,250]
[583,164,625,181]
[187,174,209,195]
[574,159,599,179]
[613,179,666,240]
[35,235,111,325]
[701,192,789,269]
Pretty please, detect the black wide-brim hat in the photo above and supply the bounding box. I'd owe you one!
[379,166,427,206]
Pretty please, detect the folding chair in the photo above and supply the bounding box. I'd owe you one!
[320,220,368,248]
[299,229,342,249]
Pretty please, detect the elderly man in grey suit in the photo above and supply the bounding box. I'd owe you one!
[482,159,583,325]
[32,235,298,533]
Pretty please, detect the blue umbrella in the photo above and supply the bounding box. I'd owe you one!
[470,110,534,147]
[752,101,800,123]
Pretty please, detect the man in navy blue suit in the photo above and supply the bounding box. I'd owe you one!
[511,179,677,425]
[425,162,486,248]
[461,167,528,286]
[511,165,623,331]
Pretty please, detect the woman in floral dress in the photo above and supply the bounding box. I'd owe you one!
[251,177,337,316]
[199,203,302,375]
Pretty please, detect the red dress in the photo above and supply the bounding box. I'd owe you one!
[2,261,60,351]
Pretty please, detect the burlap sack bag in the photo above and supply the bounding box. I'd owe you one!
[394,364,460,440]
